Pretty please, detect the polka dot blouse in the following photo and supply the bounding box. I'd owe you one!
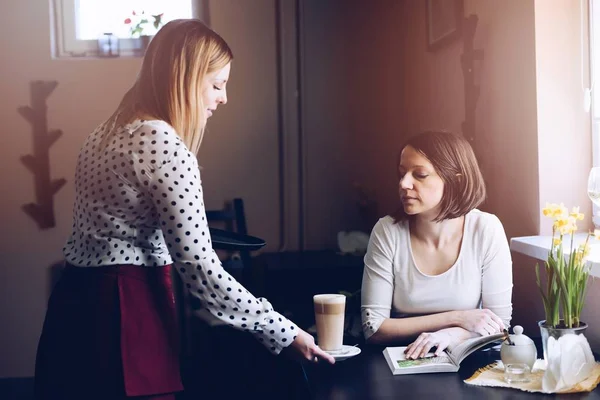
[63,119,298,354]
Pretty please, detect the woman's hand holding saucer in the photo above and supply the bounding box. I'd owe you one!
[283,329,335,365]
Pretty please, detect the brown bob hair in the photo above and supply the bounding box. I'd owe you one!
[393,131,486,223]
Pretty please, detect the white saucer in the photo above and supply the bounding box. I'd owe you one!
[325,345,361,362]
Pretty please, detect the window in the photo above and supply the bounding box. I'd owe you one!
[52,0,205,58]
[592,0,600,166]
[591,0,600,225]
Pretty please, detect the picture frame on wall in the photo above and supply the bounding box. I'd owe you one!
[426,0,464,51]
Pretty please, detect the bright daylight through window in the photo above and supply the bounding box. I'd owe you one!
[53,0,193,57]
[591,0,600,225]
[593,0,600,165]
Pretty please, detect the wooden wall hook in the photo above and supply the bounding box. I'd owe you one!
[19,80,66,229]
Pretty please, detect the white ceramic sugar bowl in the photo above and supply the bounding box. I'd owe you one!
[500,325,537,370]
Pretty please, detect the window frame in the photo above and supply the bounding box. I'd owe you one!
[592,0,600,165]
[590,0,600,224]
[51,0,208,58]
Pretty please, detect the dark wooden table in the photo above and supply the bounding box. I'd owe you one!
[304,344,600,400]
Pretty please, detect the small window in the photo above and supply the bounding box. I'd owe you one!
[52,0,203,58]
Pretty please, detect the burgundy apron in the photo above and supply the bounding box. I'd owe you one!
[34,263,183,399]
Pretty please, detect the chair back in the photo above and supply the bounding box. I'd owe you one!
[175,198,250,358]
[205,198,250,276]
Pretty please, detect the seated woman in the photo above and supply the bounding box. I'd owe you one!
[361,131,512,360]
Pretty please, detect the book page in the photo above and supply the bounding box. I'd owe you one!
[445,332,504,365]
[395,353,453,368]
[384,346,457,375]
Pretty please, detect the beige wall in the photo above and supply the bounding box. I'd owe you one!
[534,0,592,233]
[342,0,542,240]
[200,1,282,252]
[387,0,599,351]
[0,0,141,377]
[533,0,599,351]
[465,0,542,339]
[299,0,358,249]
[1,0,598,378]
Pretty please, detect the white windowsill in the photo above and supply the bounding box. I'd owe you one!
[510,234,600,277]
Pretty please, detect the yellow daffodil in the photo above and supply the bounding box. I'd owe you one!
[558,223,575,236]
[543,203,562,218]
[538,202,591,329]
[554,217,577,235]
[554,217,568,228]
[570,206,584,221]
[554,203,568,219]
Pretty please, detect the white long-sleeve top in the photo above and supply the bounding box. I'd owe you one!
[361,210,513,341]
[64,119,298,354]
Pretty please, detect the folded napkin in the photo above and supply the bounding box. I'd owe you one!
[542,333,596,392]
[337,231,369,254]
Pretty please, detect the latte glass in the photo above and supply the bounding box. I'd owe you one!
[313,294,346,352]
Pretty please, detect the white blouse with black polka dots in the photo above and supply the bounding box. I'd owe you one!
[63,119,298,354]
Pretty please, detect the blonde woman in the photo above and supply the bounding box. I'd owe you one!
[35,19,333,400]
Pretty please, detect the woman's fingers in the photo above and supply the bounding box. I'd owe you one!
[475,314,502,336]
[484,309,505,333]
[491,313,505,331]
[419,342,434,358]
[312,345,335,364]
[406,335,427,359]
[488,319,501,334]
[404,339,418,358]
[406,332,460,359]
[406,331,455,358]
[463,309,505,335]
[408,335,435,359]
[479,322,491,336]
[434,341,449,356]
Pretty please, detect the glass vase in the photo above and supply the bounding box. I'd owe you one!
[538,320,588,364]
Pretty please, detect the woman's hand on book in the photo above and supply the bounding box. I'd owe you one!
[282,329,336,365]
[456,309,504,336]
[404,330,453,359]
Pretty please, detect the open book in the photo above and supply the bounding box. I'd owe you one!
[383,332,505,375]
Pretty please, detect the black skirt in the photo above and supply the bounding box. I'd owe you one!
[34,264,183,400]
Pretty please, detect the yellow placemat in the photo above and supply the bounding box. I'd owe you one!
[464,360,600,394]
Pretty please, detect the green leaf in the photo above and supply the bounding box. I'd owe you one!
[536,264,551,321]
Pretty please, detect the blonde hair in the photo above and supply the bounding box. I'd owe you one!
[102,19,232,154]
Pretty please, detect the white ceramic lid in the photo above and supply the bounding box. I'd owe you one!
[508,325,534,346]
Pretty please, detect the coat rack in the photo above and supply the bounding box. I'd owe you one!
[460,14,484,154]
[18,80,66,229]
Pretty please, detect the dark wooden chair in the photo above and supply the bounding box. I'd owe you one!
[205,198,251,281]
[175,198,251,359]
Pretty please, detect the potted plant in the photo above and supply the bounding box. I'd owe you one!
[124,10,164,54]
[535,203,594,361]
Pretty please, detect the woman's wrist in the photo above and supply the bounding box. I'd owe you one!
[449,310,463,328]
